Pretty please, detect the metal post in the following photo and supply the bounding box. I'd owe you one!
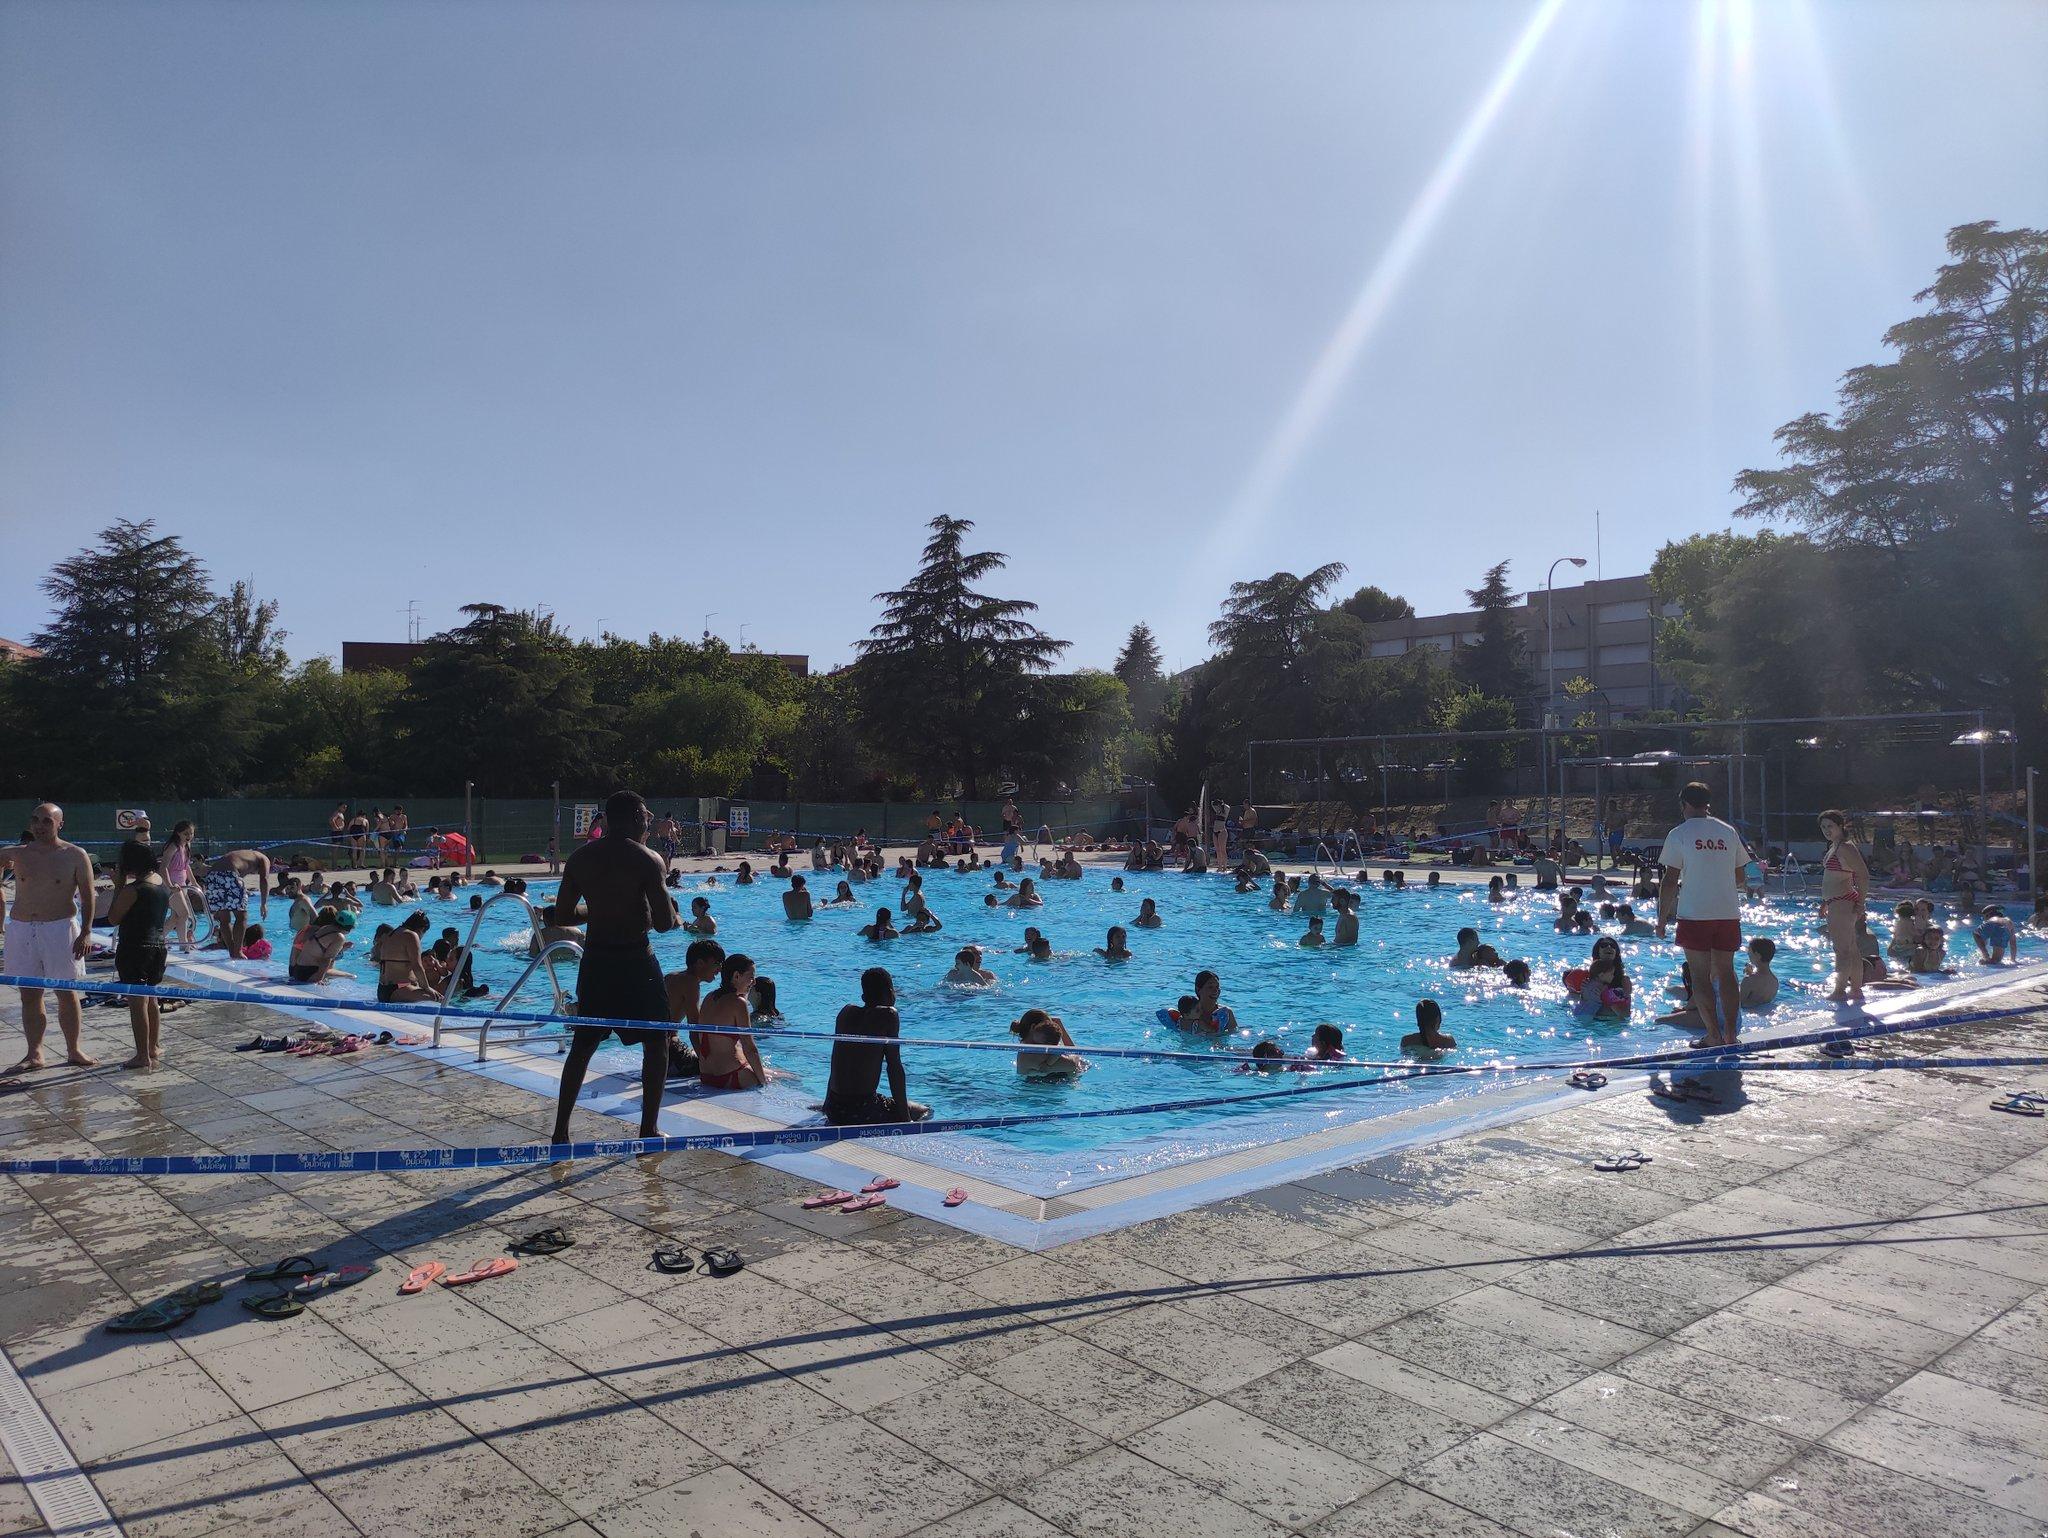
[550,781,561,875]
[2028,766,2038,905]
[464,780,475,877]
[1976,710,1989,865]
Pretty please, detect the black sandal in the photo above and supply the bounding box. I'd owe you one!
[701,1247,744,1277]
[244,1255,322,1282]
[651,1248,694,1274]
[508,1228,575,1257]
[242,1292,305,1320]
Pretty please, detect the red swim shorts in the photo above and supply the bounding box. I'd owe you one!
[1674,918,1741,953]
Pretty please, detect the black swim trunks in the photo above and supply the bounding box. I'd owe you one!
[115,942,167,986]
[573,940,672,1047]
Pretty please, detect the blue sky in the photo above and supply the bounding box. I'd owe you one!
[3,0,2043,673]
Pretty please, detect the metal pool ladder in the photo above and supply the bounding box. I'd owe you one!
[430,891,581,1060]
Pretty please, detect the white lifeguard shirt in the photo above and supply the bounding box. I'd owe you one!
[1658,816,1747,921]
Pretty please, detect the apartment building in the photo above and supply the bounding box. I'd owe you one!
[1358,573,1678,717]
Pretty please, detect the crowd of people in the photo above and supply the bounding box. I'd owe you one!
[2,785,2035,1128]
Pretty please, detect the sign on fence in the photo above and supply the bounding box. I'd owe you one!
[572,803,599,837]
[727,806,751,840]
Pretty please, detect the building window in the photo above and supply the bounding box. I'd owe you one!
[1414,634,1453,652]
[1369,638,1407,658]
[1546,648,1588,670]
[1598,643,1651,666]
[1595,599,1652,623]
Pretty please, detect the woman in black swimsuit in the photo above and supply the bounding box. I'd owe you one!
[106,841,171,1069]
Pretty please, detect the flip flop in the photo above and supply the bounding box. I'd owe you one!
[235,1035,268,1052]
[840,1193,887,1214]
[701,1247,744,1276]
[399,1262,448,1294]
[441,1257,517,1287]
[861,1177,901,1194]
[242,1292,305,1320]
[651,1248,695,1274]
[802,1190,857,1210]
[1567,1069,1608,1090]
[291,1263,376,1297]
[1594,1150,1653,1173]
[1991,1093,2046,1117]
[1819,1039,1856,1058]
[943,1188,968,1208]
[259,1036,294,1052]
[508,1229,575,1256]
[107,1297,196,1333]
[245,1256,322,1283]
[165,1280,225,1309]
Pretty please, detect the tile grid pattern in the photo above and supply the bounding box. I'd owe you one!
[0,988,2043,1538]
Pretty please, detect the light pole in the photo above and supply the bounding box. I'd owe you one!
[1543,554,1588,844]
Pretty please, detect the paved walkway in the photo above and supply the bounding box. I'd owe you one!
[1,987,2044,1538]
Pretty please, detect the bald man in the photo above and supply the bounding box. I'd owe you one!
[3,803,97,1073]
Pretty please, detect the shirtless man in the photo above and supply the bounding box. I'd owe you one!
[782,874,814,921]
[202,848,272,959]
[548,790,681,1146]
[665,938,724,1079]
[3,804,98,1073]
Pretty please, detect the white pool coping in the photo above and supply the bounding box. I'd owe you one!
[165,954,2048,1251]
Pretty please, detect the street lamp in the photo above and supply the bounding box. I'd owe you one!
[1542,555,1588,842]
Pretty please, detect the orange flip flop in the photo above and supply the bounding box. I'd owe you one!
[441,1257,517,1287]
[399,1261,448,1294]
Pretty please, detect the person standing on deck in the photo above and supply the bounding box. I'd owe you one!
[1655,782,1749,1050]
[549,790,680,1146]
[202,848,272,959]
[2,804,98,1074]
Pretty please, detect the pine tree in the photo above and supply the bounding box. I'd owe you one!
[1453,561,1530,713]
[856,516,1068,797]
[1113,622,1166,726]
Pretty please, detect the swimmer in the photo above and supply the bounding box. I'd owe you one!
[1268,875,1289,911]
[1134,898,1162,929]
[696,953,771,1090]
[1178,969,1237,1032]
[1912,920,1948,972]
[1011,1009,1085,1079]
[1472,943,1503,968]
[735,860,755,886]
[1304,1022,1348,1061]
[1426,871,1441,889]
[1096,925,1132,961]
[782,875,813,920]
[1487,876,1506,904]
[749,976,783,1023]
[1502,958,1531,988]
[1976,905,2019,964]
[1617,904,1656,937]
[1006,878,1044,909]
[905,905,944,933]
[1887,901,1920,961]
[1331,891,1359,946]
[859,907,898,941]
[684,896,717,936]
[1014,926,1044,954]
[1110,876,1124,892]
[1300,915,1325,947]
[825,880,858,906]
[945,946,995,985]
[1729,935,1780,1009]
[1026,935,1053,961]
[1400,1000,1456,1056]
[1449,927,1482,969]
[1575,952,1631,1020]
[1295,873,1331,916]
[1239,1039,1288,1074]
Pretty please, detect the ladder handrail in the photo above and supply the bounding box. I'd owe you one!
[431,890,551,1048]
[474,939,584,1061]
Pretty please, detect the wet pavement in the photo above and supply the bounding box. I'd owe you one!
[0,982,2044,1538]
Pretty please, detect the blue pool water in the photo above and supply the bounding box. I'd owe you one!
[221,866,2001,1192]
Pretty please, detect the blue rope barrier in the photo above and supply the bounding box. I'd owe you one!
[1,974,2040,1076]
[4,1044,2044,1179]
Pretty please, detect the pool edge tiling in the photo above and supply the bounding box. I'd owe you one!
[167,954,2047,1250]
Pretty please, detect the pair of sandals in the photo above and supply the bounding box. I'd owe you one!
[1567,1069,1609,1091]
[1651,1077,1720,1106]
[651,1246,743,1277]
[802,1177,901,1214]
[1991,1090,2046,1118]
[1593,1149,1654,1174]
[242,1257,377,1319]
[401,1258,519,1292]
[107,1279,224,1333]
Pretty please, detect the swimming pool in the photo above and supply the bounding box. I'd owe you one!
[216,865,2003,1195]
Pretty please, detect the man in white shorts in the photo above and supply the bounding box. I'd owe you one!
[3,803,98,1074]
[1656,781,1749,1049]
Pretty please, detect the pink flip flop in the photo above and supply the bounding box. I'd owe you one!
[399,1261,448,1294]
[943,1188,968,1208]
[861,1177,900,1194]
[802,1190,857,1210]
[841,1193,887,1214]
[441,1257,517,1287]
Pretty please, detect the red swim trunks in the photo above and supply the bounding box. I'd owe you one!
[1674,918,1742,953]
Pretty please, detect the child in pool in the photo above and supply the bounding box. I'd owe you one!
[945,946,996,985]
[240,924,273,962]
[1012,1009,1085,1079]
[1239,1039,1288,1073]
[1400,1001,1456,1056]
[1449,927,1482,969]
[1738,936,1780,1008]
[1300,916,1326,947]
[1502,958,1532,988]
[1303,1022,1348,1061]
[1096,926,1132,960]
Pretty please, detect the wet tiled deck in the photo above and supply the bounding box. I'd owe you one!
[1,986,2044,1537]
